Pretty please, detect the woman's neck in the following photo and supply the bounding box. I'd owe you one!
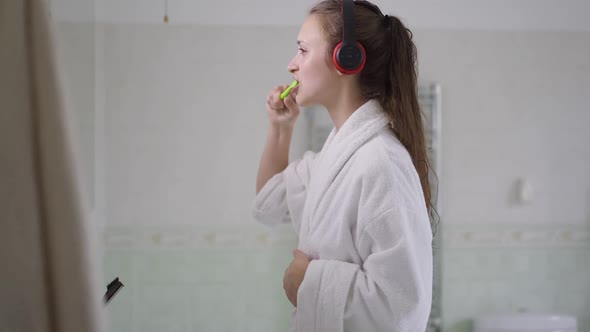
[324,86,368,130]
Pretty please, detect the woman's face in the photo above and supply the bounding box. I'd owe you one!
[287,14,340,107]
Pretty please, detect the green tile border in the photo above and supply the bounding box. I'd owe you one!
[443,223,590,249]
[102,224,297,250]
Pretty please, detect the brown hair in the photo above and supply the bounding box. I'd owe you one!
[310,0,438,232]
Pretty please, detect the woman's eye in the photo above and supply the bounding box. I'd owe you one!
[298,48,307,54]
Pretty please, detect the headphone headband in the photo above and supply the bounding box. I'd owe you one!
[341,0,356,47]
[333,0,366,74]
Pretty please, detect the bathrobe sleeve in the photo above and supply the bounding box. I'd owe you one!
[252,151,317,231]
[295,207,433,332]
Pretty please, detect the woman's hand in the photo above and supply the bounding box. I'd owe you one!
[266,84,300,129]
[283,249,311,307]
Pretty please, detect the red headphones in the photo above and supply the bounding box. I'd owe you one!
[332,0,366,75]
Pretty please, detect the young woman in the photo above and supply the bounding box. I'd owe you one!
[253,1,435,330]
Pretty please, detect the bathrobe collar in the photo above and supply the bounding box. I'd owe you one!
[305,99,390,228]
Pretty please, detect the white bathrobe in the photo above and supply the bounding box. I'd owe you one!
[252,99,433,332]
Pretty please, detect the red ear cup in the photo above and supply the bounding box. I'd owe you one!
[333,40,366,75]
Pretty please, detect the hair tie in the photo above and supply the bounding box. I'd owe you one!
[384,14,391,31]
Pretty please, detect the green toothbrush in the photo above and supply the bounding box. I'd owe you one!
[280,80,299,100]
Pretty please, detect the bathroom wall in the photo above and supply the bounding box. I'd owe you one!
[98,27,590,228]
[95,23,590,331]
[102,223,297,331]
[442,224,590,331]
[414,30,590,332]
[96,24,306,330]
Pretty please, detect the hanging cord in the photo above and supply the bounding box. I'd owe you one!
[163,0,169,23]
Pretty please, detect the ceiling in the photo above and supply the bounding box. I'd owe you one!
[50,0,590,31]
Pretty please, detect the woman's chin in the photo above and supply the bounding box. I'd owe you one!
[295,95,311,108]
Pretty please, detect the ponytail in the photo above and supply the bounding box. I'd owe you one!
[380,16,436,229]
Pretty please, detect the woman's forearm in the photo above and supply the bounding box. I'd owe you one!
[256,124,294,193]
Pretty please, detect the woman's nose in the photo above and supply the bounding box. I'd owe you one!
[287,60,298,73]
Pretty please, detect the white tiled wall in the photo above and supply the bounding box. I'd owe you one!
[103,225,297,332]
[103,224,590,332]
[442,224,590,332]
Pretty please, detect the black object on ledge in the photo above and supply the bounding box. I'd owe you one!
[103,277,124,305]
